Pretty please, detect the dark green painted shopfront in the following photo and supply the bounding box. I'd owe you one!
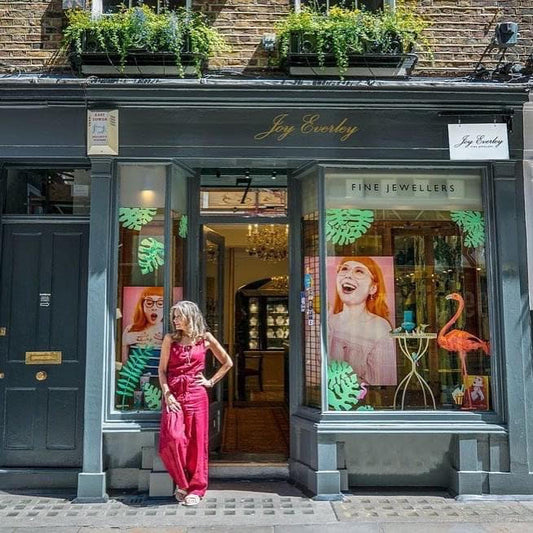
[0,77,532,500]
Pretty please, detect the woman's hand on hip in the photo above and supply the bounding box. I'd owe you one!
[196,373,213,389]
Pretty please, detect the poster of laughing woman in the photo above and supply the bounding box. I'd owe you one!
[328,256,397,387]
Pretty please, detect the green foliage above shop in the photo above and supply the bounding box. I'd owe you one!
[138,237,165,275]
[326,208,374,245]
[63,5,227,77]
[119,207,157,231]
[328,360,373,411]
[450,211,485,248]
[275,2,430,77]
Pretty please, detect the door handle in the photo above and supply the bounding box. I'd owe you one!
[35,371,47,381]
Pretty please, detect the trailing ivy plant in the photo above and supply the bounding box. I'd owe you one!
[63,5,227,77]
[275,1,430,77]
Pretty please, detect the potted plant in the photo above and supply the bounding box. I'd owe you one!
[275,2,430,78]
[63,5,226,77]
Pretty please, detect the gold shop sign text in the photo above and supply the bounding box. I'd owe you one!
[254,113,359,143]
[25,351,62,365]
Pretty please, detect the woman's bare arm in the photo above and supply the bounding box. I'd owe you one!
[202,332,233,387]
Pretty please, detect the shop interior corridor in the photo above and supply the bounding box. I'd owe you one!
[204,223,290,463]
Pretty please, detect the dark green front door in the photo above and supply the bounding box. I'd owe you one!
[0,222,89,467]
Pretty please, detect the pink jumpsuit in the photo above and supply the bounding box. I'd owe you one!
[159,340,209,497]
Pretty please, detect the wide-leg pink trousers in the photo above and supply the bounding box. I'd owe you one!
[159,386,209,497]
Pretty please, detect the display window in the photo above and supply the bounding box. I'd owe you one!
[114,165,186,413]
[325,168,491,412]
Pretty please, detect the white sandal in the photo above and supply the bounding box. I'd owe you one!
[174,488,187,503]
[183,494,201,506]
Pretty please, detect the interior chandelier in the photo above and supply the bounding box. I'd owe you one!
[246,224,288,262]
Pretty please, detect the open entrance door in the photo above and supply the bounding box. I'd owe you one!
[200,227,225,451]
[200,223,290,462]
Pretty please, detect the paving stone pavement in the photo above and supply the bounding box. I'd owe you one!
[1,482,533,531]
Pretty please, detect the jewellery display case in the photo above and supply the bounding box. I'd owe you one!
[235,278,289,351]
[235,277,289,400]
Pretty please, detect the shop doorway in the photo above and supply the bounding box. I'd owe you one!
[0,222,89,467]
[201,223,290,462]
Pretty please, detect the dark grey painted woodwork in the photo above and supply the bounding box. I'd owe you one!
[493,163,533,476]
[0,223,88,467]
[77,158,113,502]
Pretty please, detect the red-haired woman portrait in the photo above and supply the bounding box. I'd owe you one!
[328,257,397,386]
[122,286,164,364]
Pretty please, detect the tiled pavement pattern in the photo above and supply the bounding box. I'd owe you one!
[2,483,533,531]
[335,494,533,522]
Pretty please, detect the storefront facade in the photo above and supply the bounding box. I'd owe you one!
[0,78,531,499]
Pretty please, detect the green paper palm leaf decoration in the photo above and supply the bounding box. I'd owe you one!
[116,345,154,409]
[119,208,157,231]
[142,382,162,411]
[450,211,485,248]
[138,237,165,275]
[179,215,188,238]
[326,209,374,245]
[328,360,373,411]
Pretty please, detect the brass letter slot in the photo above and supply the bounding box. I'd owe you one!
[25,351,62,365]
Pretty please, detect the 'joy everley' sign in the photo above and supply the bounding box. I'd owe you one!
[87,109,119,156]
[448,123,509,160]
[254,113,359,143]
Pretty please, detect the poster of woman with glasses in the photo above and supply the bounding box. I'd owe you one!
[328,257,397,386]
[121,287,183,372]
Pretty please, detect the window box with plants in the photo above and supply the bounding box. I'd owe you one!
[63,5,226,77]
[275,3,429,79]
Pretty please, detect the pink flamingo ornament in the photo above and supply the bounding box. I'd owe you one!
[357,382,368,401]
[437,293,490,409]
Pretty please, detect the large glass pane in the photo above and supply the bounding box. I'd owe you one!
[325,168,490,412]
[301,172,321,408]
[115,165,166,412]
[3,169,90,215]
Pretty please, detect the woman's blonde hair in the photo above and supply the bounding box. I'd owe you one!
[333,256,392,327]
[130,287,164,332]
[170,300,208,342]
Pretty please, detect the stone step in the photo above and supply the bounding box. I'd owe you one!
[209,462,289,480]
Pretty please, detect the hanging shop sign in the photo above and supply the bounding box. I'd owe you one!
[448,123,509,160]
[87,109,119,156]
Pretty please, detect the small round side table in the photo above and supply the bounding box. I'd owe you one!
[390,332,437,410]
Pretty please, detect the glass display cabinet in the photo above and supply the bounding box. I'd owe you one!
[235,277,289,400]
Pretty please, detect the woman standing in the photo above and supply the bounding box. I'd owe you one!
[158,301,232,506]
[328,257,397,386]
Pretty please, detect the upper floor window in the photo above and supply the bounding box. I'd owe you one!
[95,0,189,15]
[295,0,394,12]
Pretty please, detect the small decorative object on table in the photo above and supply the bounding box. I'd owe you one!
[401,310,416,333]
[390,328,437,410]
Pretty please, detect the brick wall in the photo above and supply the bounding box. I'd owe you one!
[0,0,66,72]
[0,0,531,77]
[416,0,533,76]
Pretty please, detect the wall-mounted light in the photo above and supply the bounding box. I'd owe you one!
[271,171,277,180]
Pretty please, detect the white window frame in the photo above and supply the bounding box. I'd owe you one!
[293,0,395,12]
[92,0,192,16]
